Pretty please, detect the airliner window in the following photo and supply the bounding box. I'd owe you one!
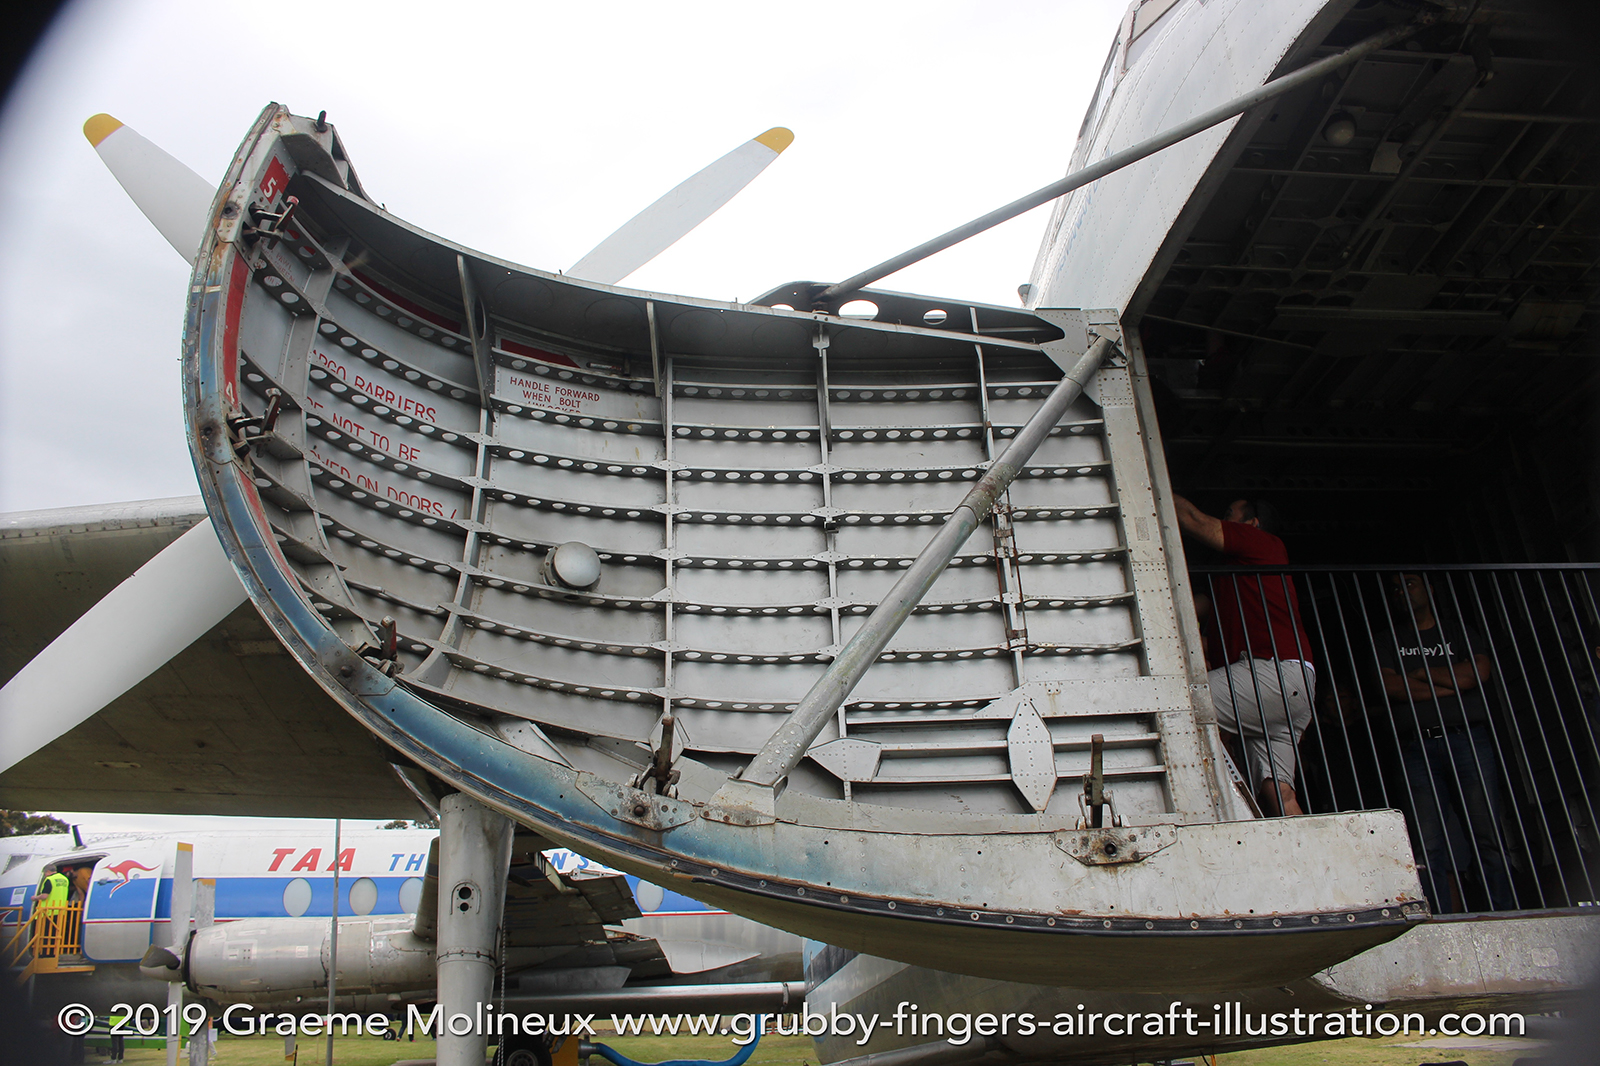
[398,877,423,915]
[282,877,312,918]
[348,877,378,916]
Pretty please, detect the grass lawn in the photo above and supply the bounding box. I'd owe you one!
[86,1031,819,1065]
[86,1033,438,1065]
[88,1030,1547,1065]
[1215,1033,1546,1066]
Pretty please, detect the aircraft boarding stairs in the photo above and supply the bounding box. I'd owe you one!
[4,902,95,983]
[179,105,1429,996]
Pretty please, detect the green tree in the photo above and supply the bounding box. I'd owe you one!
[0,811,69,837]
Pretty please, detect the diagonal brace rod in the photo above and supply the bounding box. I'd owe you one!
[736,336,1116,789]
[817,21,1419,303]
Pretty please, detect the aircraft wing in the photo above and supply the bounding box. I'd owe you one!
[0,498,417,817]
[408,830,673,985]
[504,855,672,980]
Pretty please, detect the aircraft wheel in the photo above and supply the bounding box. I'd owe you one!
[499,1034,552,1066]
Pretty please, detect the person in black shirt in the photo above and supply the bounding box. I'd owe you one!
[1377,573,1514,912]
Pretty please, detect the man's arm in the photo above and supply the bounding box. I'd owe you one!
[1383,666,1455,701]
[1172,494,1225,552]
[1432,653,1490,692]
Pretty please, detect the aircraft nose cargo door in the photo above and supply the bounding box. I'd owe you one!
[83,849,164,962]
[183,105,1426,992]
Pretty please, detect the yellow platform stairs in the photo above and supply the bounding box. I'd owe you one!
[5,902,96,983]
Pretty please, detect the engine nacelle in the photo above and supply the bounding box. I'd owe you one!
[165,916,434,1004]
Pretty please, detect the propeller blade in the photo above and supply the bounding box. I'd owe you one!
[84,113,216,260]
[0,520,246,773]
[567,127,794,285]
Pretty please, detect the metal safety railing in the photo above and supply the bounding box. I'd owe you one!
[1191,563,1600,915]
[0,905,24,962]
[5,901,85,968]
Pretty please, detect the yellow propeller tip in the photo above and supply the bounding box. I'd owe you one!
[755,127,794,153]
[83,113,124,147]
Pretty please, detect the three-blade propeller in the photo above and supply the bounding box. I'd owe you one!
[0,113,792,775]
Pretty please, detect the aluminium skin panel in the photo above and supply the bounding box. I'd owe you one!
[1027,0,1348,313]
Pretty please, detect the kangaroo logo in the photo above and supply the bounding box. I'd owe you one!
[98,859,159,897]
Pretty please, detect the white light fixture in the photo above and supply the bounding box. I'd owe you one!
[547,542,602,590]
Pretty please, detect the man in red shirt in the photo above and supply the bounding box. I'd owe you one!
[1174,496,1315,816]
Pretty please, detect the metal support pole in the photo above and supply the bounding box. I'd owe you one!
[816,21,1417,302]
[727,337,1114,796]
[326,818,341,1066]
[435,793,514,1066]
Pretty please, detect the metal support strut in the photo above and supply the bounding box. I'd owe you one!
[435,793,514,1066]
[725,335,1116,798]
[815,20,1419,303]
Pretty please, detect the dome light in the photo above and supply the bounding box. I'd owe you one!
[547,541,602,590]
[1323,114,1357,147]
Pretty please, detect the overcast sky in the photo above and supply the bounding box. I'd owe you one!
[0,0,1128,516]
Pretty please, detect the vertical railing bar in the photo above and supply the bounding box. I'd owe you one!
[1352,573,1416,819]
[1364,569,1445,904]
[1301,572,1357,810]
[1578,572,1600,690]
[1533,571,1600,824]
[1329,573,1387,808]
[1575,570,1600,649]
[1236,572,1285,812]
[1554,571,1600,767]
[1392,570,1466,908]
[1509,571,1595,903]
[1420,572,1504,911]
[1549,573,1600,904]
[1209,573,1254,794]
[1459,570,1547,909]
[1481,572,1568,906]
[1437,570,1523,910]
[1271,571,1317,810]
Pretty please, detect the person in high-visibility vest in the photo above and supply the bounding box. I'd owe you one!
[108,1007,128,1063]
[31,867,69,957]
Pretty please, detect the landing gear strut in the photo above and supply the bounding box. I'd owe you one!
[435,792,514,1066]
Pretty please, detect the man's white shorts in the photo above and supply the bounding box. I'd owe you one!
[1209,658,1316,788]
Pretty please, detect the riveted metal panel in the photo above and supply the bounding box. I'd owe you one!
[180,105,1425,989]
